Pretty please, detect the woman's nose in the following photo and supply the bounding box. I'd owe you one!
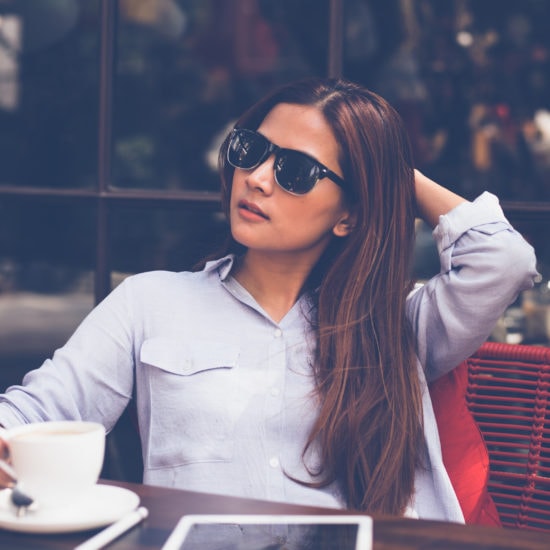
[245,155,276,194]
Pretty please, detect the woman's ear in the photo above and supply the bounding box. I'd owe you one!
[332,210,357,237]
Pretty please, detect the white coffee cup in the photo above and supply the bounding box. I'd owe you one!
[1,420,105,509]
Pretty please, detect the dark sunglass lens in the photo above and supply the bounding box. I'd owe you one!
[228,130,267,169]
[274,151,319,194]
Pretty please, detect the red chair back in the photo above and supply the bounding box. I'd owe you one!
[466,342,550,531]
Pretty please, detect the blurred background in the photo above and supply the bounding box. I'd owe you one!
[0,0,549,476]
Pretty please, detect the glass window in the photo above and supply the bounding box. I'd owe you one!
[346,0,550,346]
[343,0,550,203]
[109,203,228,278]
[112,0,329,191]
[0,0,100,189]
[0,198,94,388]
[510,217,550,345]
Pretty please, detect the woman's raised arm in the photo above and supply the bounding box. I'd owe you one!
[414,169,467,228]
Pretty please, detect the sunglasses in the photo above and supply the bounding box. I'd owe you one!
[226,128,346,195]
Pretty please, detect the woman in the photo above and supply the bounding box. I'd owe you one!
[0,78,538,520]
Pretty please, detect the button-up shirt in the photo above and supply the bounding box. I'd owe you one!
[0,192,538,521]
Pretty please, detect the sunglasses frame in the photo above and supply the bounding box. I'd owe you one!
[227,128,346,195]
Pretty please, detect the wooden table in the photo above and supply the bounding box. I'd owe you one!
[0,480,549,549]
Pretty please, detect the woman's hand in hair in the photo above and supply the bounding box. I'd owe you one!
[414,169,467,228]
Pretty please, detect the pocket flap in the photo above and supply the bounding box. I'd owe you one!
[140,336,239,375]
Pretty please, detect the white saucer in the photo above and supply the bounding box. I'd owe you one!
[0,484,140,534]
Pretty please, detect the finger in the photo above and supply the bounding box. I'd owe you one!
[0,460,16,489]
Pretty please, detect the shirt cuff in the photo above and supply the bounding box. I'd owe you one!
[0,403,28,429]
[432,192,509,255]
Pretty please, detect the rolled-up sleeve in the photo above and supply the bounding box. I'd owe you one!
[408,192,539,381]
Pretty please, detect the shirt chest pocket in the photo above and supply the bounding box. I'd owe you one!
[140,337,240,469]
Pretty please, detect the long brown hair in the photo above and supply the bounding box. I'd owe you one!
[217,78,423,515]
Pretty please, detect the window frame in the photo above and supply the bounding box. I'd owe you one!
[0,0,547,306]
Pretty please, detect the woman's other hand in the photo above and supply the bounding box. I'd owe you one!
[414,169,467,228]
[0,431,15,489]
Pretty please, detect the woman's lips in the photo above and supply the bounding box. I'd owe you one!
[238,199,269,220]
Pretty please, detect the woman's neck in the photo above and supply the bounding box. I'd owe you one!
[232,251,315,323]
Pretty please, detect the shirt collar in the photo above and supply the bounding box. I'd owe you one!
[203,254,236,281]
[205,253,318,325]
[204,253,321,296]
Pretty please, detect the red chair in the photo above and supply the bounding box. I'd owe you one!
[465,342,550,531]
[432,342,550,530]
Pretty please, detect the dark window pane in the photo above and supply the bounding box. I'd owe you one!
[0,1,100,189]
[0,198,95,271]
[109,204,228,276]
[113,0,328,191]
[0,198,94,389]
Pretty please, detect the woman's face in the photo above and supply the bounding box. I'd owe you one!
[229,103,352,262]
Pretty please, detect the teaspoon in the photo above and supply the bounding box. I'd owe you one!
[0,459,34,516]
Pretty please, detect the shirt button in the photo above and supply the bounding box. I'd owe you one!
[269,457,280,468]
[273,328,282,338]
[270,387,280,396]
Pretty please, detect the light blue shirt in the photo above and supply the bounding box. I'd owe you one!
[0,192,538,521]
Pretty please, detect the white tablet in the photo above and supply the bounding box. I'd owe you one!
[162,514,372,550]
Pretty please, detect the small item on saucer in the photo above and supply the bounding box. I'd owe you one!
[11,486,33,517]
[0,459,34,516]
[1,421,105,510]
